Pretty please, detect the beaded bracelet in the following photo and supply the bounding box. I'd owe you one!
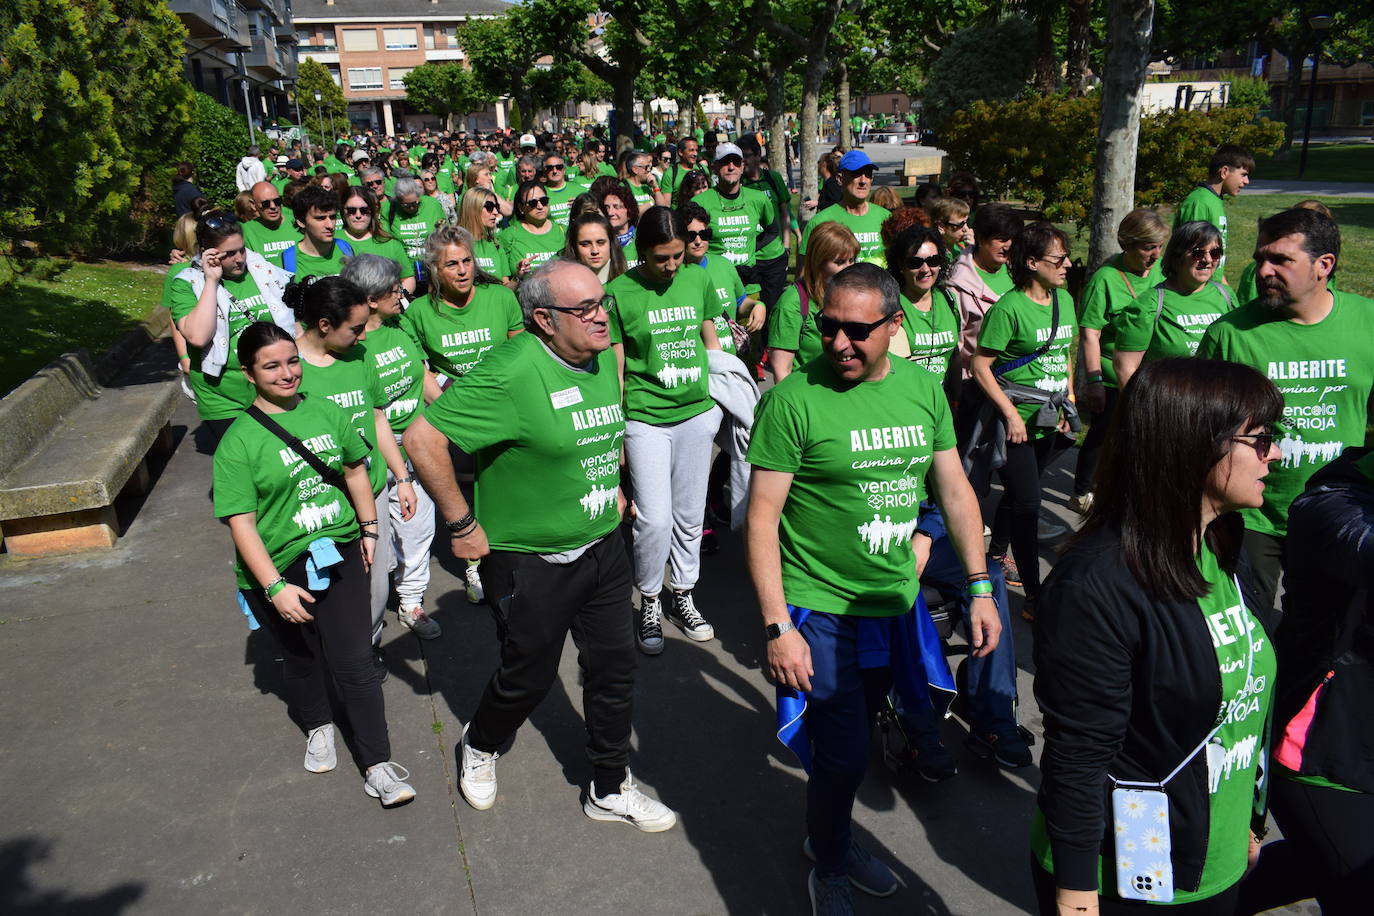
[264,576,288,600]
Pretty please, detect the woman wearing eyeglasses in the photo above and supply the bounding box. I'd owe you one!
[339,186,416,296]
[499,181,567,282]
[1032,357,1280,916]
[563,212,627,285]
[607,206,723,655]
[457,186,513,286]
[420,169,458,223]
[967,222,1078,619]
[885,224,960,382]
[465,164,513,220]
[680,200,763,358]
[1112,221,1237,389]
[767,221,859,382]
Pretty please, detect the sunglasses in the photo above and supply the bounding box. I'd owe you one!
[525,196,550,208]
[366,179,385,187]
[942,219,968,232]
[481,200,500,212]
[1232,432,1274,460]
[542,294,617,321]
[686,228,713,243]
[257,197,283,209]
[907,255,943,271]
[344,206,372,216]
[1189,246,1224,262]
[201,213,240,235]
[1039,253,1070,267]
[544,163,566,171]
[814,312,893,341]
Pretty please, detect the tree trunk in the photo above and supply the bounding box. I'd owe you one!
[1034,6,1058,94]
[679,97,693,137]
[612,77,636,155]
[764,63,788,177]
[1066,0,1093,97]
[1088,0,1155,272]
[800,55,828,207]
[838,60,852,148]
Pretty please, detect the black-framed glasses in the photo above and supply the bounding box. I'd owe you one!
[1232,432,1275,460]
[942,219,968,232]
[542,294,616,321]
[544,162,566,171]
[1190,246,1224,263]
[257,197,283,209]
[906,254,943,271]
[1038,253,1070,267]
[814,312,893,341]
[686,228,713,243]
[366,178,385,187]
[481,200,500,213]
[525,196,550,208]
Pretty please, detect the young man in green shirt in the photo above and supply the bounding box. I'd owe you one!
[1198,207,1374,614]
[403,260,678,833]
[283,185,353,279]
[738,134,793,309]
[747,264,998,913]
[243,181,302,270]
[1174,145,1253,277]
[800,150,890,267]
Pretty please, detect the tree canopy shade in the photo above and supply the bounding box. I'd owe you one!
[0,0,192,253]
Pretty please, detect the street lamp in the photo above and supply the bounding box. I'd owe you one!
[314,90,324,152]
[1299,14,1335,179]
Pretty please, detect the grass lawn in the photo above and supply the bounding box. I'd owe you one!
[0,260,167,397]
[1257,143,1374,183]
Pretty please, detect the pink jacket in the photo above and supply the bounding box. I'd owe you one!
[947,249,1005,381]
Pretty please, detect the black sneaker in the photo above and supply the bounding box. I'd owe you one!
[701,529,720,555]
[636,593,664,655]
[966,727,1033,768]
[373,645,389,685]
[666,589,715,642]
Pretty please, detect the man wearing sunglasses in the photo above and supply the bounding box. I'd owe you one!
[696,143,778,281]
[800,149,890,268]
[540,156,578,228]
[404,260,678,833]
[748,263,998,912]
[1199,206,1374,616]
[243,181,302,271]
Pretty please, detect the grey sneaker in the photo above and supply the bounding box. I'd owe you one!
[583,770,677,832]
[304,723,336,773]
[808,869,855,915]
[637,593,664,655]
[458,723,498,810]
[803,837,899,897]
[667,589,714,642]
[464,562,485,603]
[363,761,416,807]
[398,604,442,639]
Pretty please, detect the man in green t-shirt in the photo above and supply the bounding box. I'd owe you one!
[738,134,792,309]
[540,153,580,228]
[284,185,352,279]
[243,181,302,270]
[800,149,890,267]
[695,143,778,282]
[403,260,678,832]
[1174,145,1253,277]
[747,264,999,911]
[1198,207,1374,614]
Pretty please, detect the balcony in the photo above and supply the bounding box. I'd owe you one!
[246,32,286,78]
[240,0,288,26]
[425,49,465,62]
[169,0,251,49]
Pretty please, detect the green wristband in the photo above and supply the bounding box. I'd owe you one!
[265,577,288,600]
[968,579,995,597]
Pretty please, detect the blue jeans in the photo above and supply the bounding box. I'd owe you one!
[801,610,895,878]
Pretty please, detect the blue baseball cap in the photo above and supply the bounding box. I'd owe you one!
[838,150,874,172]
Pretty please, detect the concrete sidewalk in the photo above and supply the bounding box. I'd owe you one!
[0,398,1316,915]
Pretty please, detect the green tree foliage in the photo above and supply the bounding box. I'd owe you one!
[462,13,543,130]
[1227,75,1272,111]
[943,96,1284,223]
[924,16,1039,129]
[183,92,251,208]
[0,0,192,253]
[296,57,348,143]
[404,63,493,129]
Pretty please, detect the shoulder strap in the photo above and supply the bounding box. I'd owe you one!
[337,238,354,257]
[1114,267,1137,300]
[1211,279,1234,310]
[246,404,347,490]
[993,290,1060,379]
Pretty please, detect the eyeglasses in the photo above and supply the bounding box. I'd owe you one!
[525,196,550,208]
[1232,432,1275,460]
[344,206,372,216]
[814,312,894,341]
[1038,253,1070,267]
[717,156,743,168]
[422,177,436,183]
[542,295,616,321]
[686,228,713,243]
[942,219,968,232]
[481,200,500,213]
[841,167,876,179]
[257,197,283,209]
[366,179,385,187]
[632,164,649,172]
[544,162,565,171]
[1189,246,1224,263]
[907,255,944,271]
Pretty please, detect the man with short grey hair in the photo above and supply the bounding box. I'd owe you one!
[403,259,678,832]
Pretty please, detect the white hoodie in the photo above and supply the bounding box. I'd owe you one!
[235,155,266,192]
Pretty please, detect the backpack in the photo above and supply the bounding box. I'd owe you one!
[281,238,354,274]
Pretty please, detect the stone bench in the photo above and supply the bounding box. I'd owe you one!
[0,309,181,555]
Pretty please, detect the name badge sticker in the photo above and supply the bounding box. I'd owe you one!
[550,386,584,410]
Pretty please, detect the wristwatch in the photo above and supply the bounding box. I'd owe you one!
[765,621,796,640]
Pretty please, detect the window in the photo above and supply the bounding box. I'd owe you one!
[328,67,341,86]
[1361,101,1374,127]
[389,68,412,90]
[384,28,418,51]
[348,67,383,90]
[341,28,378,52]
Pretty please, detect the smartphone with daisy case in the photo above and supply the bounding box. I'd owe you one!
[1112,787,1174,902]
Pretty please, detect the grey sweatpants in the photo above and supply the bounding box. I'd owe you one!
[369,466,438,638]
[625,404,722,595]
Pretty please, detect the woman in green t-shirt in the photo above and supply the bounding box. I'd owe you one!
[500,180,567,283]
[213,321,417,808]
[767,220,858,381]
[885,224,960,385]
[969,222,1077,614]
[457,186,514,288]
[1033,357,1281,914]
[339,186,416,296]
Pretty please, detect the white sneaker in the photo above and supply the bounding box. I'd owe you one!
[459,723,498,810]
[398,604,442,639]
[304,723,336,773]
[464,562,485,603]
[583,770,678,832]
[363,761,416,807]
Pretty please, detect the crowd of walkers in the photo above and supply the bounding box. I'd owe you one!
[168,128,1373,915]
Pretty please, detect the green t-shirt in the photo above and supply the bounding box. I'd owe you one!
[622,237,640,270]
[1029,542,1275,902]
[1175,185,1229,274]
[1237,261,1339,305]
[801,203,891,267]
[399,285,523,382]
[425,333,624,553]
[630,183,653,211]
[343,234,415,280]
[1078,255,1165,388]
[212,394,368,588]
[168,269,275,420]
[297,350,389,494]
[544,182,581,228]
[607,265,715,424]
[386,195,447,264]
[768,283,823,369]
[694,255,746,357]
[977,288,1078,432]
[499,221,567,272]
[898,290,960,379]
[1197,291,1374,536]
[743,168,794,262]
[975,262,1015,297]
[660,161,707,199]
[359,321,426,431]
[1114,281,1236,363]
[695,187,775,269]
[242,218,302,271]
[746,356,956,617]
[471,236,511,280]
[289,243,348,281]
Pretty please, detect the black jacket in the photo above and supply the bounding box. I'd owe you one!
[1034,526,1273,893]
[1276,447,1374,792]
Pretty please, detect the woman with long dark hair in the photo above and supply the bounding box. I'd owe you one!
[885,224,959,382]
[1033,357,1282,915]
[339,186,415,295]
[563,211,627,285]
[500,179,567,282]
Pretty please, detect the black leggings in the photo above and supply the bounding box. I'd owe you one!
[1031,859,1240,916]
[1235,776,1374,915]
[1073,386,1119,497]
[241,542,391,770]
[970,434,1063,598]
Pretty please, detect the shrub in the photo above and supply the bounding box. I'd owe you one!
[1227,75,1272,112]
[924,16,1038,130]
[183,92,252,208]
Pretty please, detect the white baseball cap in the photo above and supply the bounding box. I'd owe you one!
[519,134,537,148]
